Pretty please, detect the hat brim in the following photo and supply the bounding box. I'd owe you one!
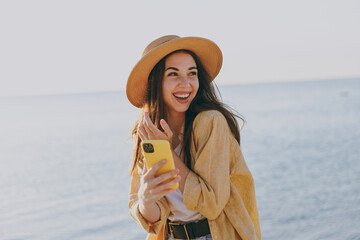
[126,37,223,108]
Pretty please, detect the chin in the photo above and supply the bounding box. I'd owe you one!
[175,107,189,113]
[172,104,190,113]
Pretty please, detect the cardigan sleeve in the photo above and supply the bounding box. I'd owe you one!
[129,165,170,235]
[182,110,232,220]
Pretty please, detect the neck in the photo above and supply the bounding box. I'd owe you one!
[166,111,185,148]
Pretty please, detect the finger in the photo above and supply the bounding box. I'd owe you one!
[149,168,179,187]
[144,112,159,135]
[138,120,144,133]
[144,160,166,180]
[148,187,177,201]
[160,119,173,138]
[141,117,152,138]
[156,175,181,191]
[150,175,181,196]
[143,112,151,126]
[142,161,148,175]
[138,127,146,140]
[139,119,151,139]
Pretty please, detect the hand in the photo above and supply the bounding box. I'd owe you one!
[138,160,181,205]
[138,112,173,145]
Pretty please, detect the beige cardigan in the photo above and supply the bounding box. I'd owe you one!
[129,110,261,240]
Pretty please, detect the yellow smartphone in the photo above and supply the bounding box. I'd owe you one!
[141,140,178,190]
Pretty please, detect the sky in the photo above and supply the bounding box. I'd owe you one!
[0,0,359,97]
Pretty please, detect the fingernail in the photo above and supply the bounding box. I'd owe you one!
[161,160,166,163]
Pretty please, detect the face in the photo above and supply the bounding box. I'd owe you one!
[162,51,199,116]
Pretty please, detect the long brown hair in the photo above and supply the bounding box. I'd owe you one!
[130,50,245,174]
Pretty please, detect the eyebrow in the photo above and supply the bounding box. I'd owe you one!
[165,66,198,71]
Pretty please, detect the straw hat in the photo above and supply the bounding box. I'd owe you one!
[126,35,223,108]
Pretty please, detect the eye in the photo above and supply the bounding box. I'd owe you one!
[168,72,177,77]
[189,71,197,76]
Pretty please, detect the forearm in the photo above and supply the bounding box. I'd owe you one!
[138,200,161,223]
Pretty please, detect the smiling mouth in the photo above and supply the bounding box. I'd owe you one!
[173,93,190,100]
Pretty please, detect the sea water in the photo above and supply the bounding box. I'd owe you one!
[0,79,359,240]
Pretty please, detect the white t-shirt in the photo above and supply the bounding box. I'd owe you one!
[165,144,204,223]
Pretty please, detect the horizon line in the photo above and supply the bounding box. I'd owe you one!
[1,77,359,99]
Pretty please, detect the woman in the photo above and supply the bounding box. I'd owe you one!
[127,35,261,240]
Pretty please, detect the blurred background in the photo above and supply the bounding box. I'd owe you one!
[0,1,359,239]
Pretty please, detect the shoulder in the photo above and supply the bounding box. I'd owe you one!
[193,110,229,134]
[194,110,226,124]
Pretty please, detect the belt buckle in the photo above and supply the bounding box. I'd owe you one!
[168,222,183,239]
[183,224,190,240]
[168,222,190,240]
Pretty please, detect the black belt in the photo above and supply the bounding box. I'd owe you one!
[167,218,210,240]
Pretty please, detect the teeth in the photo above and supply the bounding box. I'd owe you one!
[174,93,190,99]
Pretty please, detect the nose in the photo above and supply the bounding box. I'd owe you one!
[178,76,190,87]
